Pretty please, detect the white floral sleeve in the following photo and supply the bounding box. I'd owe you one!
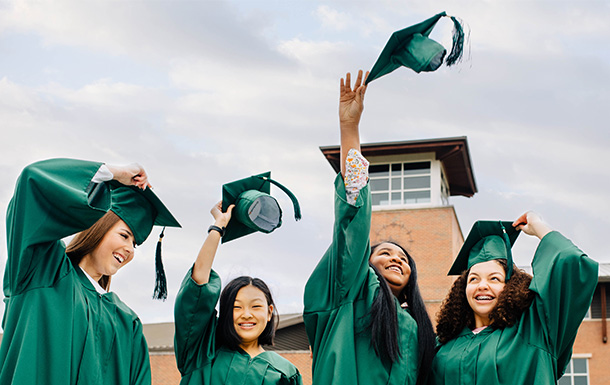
[344,148,369,205]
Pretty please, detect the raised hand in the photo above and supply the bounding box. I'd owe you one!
[513,211,552,240]
[107,163,151,190]
[339,70,369,129]
[210,201,234,229]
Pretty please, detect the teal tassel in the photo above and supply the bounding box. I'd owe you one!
[499,222,514,281]
[258,176,302,221]
[446,16,465,66]
[153,227,168,300]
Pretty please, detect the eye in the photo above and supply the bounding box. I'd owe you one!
[234,305,242,310]
[468,276,478,283]
[400,256,408,263]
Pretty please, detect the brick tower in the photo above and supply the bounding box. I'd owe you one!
[320,137,477,322]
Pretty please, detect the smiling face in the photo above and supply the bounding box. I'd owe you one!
[79,219,135,282]
[466,260,507,328]
[233,284,273,350]
[369,242,412,298]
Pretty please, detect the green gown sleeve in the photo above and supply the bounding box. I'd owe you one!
[174,268,222,378]
[4,158,109,297]
[303,173,371,312]
[522,231,598,373]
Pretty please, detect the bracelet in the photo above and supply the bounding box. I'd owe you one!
[208,225,226,237]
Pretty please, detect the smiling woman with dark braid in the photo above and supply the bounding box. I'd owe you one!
[303,70,435,385]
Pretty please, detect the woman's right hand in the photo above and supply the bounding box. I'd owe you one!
[107,163,151,190]
[211,201,234,229]
[339,70,369,129]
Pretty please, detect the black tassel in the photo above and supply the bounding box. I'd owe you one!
[446,16,465,66]
[153,227,168,300]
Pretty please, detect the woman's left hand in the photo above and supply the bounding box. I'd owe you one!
[513,211,552,240]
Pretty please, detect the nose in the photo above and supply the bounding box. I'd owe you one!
[242,308,253,319]
[390,255,402,264]
[476,279,490,290]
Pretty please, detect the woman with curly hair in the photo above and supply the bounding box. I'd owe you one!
[303,70,435,385]
[429,212,598,385]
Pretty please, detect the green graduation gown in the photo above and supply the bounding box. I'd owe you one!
[174,269,302,385]
[429,231,598,385]
[1,159,151,385]
[303,174,419,385]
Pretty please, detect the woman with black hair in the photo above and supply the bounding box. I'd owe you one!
[173,202,302,385]
[303,70,436,385]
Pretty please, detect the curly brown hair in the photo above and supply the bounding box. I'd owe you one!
[436,259,535,344]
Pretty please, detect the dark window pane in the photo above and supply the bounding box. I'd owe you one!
[590,283,609,319]
[573,359,586,374]
[391,192,401,205]
[370,164,389,177]
[557,377,570,385]
[404,161,430,175]
[574,376,588,385]
[391,164,401,174]
[404,191,430,204]
[404,176,430,189]
[370,179,389,191]
[391,178,401,190]
[372,193,389,206]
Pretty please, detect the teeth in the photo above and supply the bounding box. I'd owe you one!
[476,295,493,300]
[114,253,125,263]
[387,266,402,274]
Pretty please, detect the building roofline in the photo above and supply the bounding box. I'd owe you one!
[320,136,477,197]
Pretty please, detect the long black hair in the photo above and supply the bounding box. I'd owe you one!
[216,276,278,350]
[368,242,436,385]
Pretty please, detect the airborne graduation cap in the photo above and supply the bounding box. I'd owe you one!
[221,172,301,243]
[365,11,466,84]
[448,221,520,280]
[108,182,181,300]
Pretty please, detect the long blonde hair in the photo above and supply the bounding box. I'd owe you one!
[66,211,121,291]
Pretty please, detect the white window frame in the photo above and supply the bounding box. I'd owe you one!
[369,161,432,207]
[557,355,591,385]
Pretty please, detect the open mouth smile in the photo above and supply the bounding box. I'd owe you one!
[386,265,403,275]
[238,322,256,329]
[113,253,125,264]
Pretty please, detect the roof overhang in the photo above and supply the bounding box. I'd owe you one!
[320,136,477,197]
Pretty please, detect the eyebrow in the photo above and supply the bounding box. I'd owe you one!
[378,247,407,258]
[120,228,134,237]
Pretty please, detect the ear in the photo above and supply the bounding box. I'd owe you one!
[267,304,274,321]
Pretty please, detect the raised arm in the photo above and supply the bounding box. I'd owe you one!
[191,202,234,284]
[514,211,598,368]
[339,70,368,177]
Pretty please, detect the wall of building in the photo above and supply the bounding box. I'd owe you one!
[572,320,610,384]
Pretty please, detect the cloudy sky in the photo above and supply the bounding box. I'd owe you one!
[1,0,608,324]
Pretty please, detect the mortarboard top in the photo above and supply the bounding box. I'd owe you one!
[108,181,181,300]
[109,182,181,245]
[221,172,301,243]
[365,11,465,84]
[448,220,520,280]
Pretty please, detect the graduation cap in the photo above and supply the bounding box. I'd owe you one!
[365,11,465,84]
[221,172,301,243]
[109,182,181,300]
[448,221,520,280]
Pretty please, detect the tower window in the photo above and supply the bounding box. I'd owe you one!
[370,162,431,206]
